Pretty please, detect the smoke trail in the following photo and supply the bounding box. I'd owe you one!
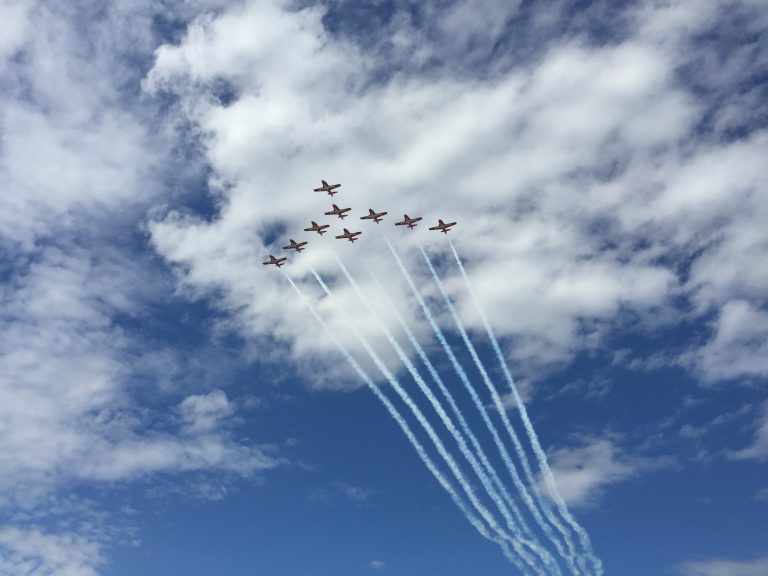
[306,266,545,575]
[360,260,564,576]
[383,237,576,574]
[361,260,534,531]
[419,245,586,575]
[331,253,559,575]
[447,240,604,575]
[280,272,529,568]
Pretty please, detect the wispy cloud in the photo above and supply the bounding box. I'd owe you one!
[545,436,665,508]
[309,481,375,507]
[730,401,768,462]
[678,555,768,576]
[0,526,105,576]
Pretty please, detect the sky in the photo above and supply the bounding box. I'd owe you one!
[1,0,767,574]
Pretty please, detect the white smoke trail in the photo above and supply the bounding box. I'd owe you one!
[331,252,559,575]
[362,261,535,532]
[307,266,545,575]
[447,240,604,576]
[383,236,576,574]
[281,271,532,573]
[418,245,586,575]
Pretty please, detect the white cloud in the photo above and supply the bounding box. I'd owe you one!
[0,0,281,512]
[0,1,168,252]
[145,0,712,381]
[687,301,768,383]
[678,556,768,576]
[370,559,386,571]
[309,481,374,507]
[0,0,31,69]
[0,526,104,576]
[180,389,234,433]
[78,434,275,481]
[142,0,768,388]
[496,379,534,410]
[545,437,652,508]
[730,402,768,462]
[336,482,374,505]
[0,248,279,504]
[1,0,766,572]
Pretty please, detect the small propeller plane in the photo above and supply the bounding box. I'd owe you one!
[325,204,352,219]
[283,238,308,253]
[429,219,457,234]
[263,255,287,268]
[395,214,423,229]
[304,220,330,235]
[360,208,388,224]
[336,228,362,243]
[313,180,341,196]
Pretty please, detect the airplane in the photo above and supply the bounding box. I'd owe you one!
[324,204,352,219]
[395,214,423,229]
[283,238,308,253]
[335,228,362,243]
[429,219,457,234]
[304,220,330,235]
[313,180,341,196]
[263,255,287,268]
[360,208,388,224]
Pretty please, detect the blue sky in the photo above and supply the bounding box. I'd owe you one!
[1,0,767,575]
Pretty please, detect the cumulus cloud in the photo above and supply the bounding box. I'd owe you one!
[545,437,658,508]
[180,389,235,433]
[143,0,768,387]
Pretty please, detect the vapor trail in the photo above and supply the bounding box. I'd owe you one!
[331,252,558,575]
[419,245,585,575]
[359,260,563,575]
[384,236,576,574]
[447,240,604,576]
[307,266,544,575]
[281,271,532,573]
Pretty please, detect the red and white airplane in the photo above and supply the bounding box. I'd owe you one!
[263,255,287,268]
[325,204,351,219]
[313,180,341,196]
[336,228,362,243]
[360,208,388,224]
[283,238,308,253]
[395,214,422,229]
[304,220,330,235]
[429,219,457,234]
